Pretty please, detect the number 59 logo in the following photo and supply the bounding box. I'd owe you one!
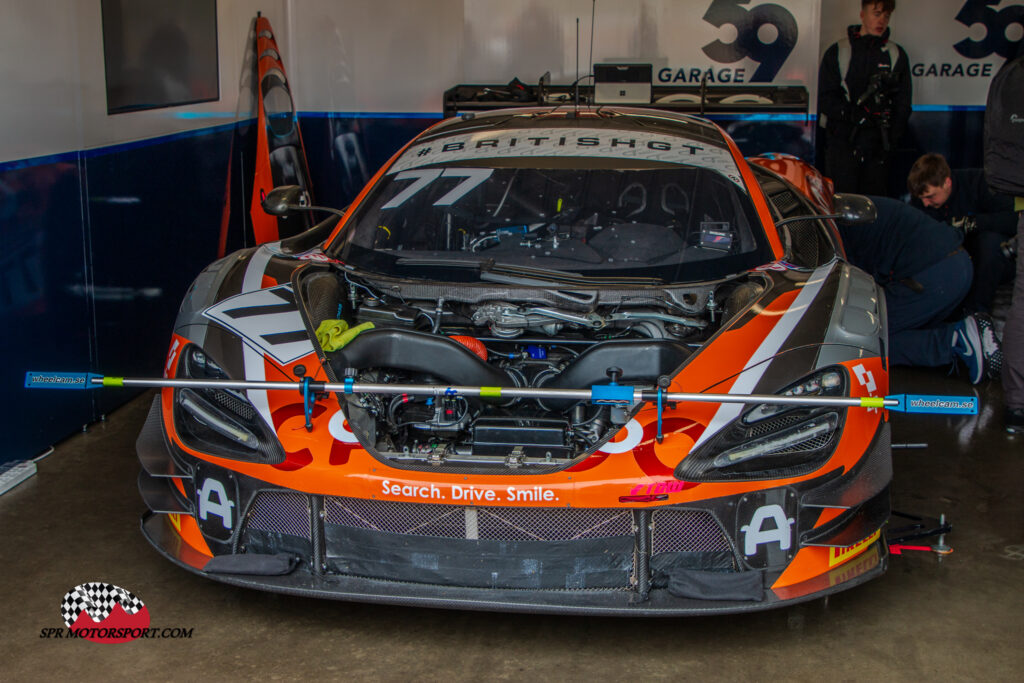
[953,0,1024,60]
[702,0,799,82]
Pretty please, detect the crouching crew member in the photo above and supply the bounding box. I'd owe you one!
[838,196,1002,383]
[908,153,1017,314]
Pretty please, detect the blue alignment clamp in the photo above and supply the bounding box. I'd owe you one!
[301,376,314,431]
[25,371,104,390]
[656,387,665,443]
[886,394,978,415]
[591,384,634,405]
[343,377,354,394]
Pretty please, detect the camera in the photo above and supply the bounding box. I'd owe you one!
[854,69,900,151]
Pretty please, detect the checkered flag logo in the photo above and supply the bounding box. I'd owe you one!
[60,582,146,628]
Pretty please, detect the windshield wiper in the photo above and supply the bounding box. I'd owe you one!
[394,257,663,286]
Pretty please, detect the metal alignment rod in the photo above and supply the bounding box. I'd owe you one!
[94,376,898,409]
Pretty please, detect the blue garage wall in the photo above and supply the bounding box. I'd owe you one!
[0,127,237,461]
[905,109,987,169]
[1,155,94,459]
[84,128,236,416]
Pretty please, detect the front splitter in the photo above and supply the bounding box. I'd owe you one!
[141,512,887,617]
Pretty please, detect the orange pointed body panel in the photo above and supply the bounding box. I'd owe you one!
[249,16,314,245]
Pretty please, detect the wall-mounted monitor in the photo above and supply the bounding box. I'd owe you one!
[101,0,219,114]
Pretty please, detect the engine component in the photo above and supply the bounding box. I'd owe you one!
[334,328,513,392]
[471,417,573,462]
[307,270,754,471]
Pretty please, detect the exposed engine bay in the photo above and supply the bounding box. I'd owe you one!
[298,266,767,471]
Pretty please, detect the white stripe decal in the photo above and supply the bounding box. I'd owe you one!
[241,247,274,431]
[692,263,834,449]
[243,245,273,292]
[204,288,314,365]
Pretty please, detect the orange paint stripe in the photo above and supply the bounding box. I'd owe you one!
[712,121,785,259]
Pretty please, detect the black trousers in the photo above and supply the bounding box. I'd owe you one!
[962,229,1016,313]
[824,135,890,196]
[1004,213,1024,410]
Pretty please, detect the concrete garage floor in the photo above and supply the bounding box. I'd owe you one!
[1,367,1021,681]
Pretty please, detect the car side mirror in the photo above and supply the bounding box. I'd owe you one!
[262,185,309,216]
[262,185,347,221]
[832,193,876,224]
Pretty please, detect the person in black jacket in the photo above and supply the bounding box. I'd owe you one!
[838,196,1001,383]
[908,153,1017,314]
[818,1,912,195]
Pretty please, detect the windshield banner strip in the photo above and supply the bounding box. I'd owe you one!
[388,128,744,187]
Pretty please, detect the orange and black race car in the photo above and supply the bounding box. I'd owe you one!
[136,107,895,615]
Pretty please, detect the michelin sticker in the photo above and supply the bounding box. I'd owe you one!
[388,128,745,187]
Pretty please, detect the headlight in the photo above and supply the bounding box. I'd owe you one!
[172,344,286,464]
[743,369,843,423]
[676,367,847,481]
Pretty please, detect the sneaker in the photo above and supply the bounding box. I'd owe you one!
[951,315,986,384]
[1007,407,1024,434]
[974,312,1003,379]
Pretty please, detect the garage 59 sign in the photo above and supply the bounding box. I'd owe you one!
[661,0,1023,105]
[899,0,1023,105]
[657,0,810,84]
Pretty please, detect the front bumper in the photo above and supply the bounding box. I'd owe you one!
[141,511,886,616]
[138,393,891,615]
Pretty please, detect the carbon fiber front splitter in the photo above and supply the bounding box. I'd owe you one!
[141,512,887,617]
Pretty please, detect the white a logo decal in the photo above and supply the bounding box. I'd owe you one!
[741,504,795,556]
[197,478,236,530]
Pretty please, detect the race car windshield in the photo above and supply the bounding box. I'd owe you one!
[332,153,772,284]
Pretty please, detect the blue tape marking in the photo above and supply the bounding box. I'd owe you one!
[173,112,240,119]
[591,384,633,405]
[24,371,102,390]
[705,113,812,122]
[887,394,978,415]
[912,105,986,112]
